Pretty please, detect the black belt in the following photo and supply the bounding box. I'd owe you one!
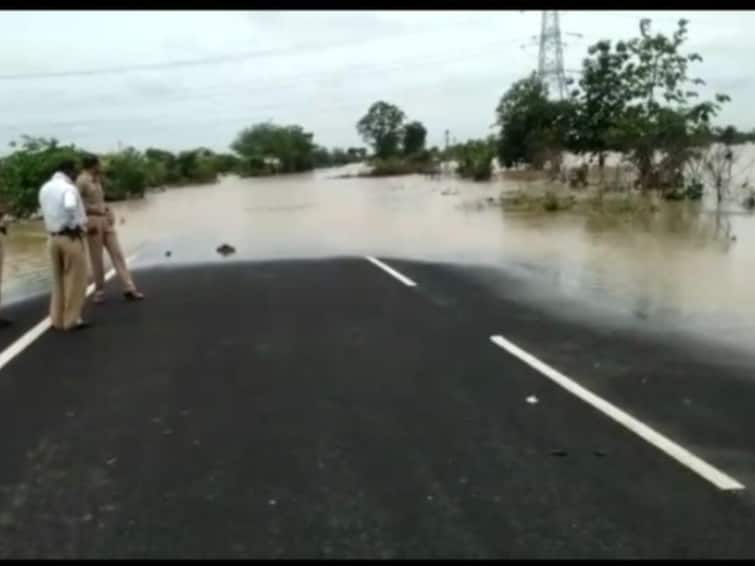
[50,226,84,238]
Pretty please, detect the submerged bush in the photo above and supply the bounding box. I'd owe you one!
[102,148,148,200]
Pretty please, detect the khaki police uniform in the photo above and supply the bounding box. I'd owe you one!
[75,170,136,294]
[48,229,88,329]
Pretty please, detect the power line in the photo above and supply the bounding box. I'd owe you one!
[0,36,532,127]
[0,14,501,83]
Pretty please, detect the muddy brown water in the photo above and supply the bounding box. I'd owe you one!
[2,163,754,353]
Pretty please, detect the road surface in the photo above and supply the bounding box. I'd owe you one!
[0,256,753,558]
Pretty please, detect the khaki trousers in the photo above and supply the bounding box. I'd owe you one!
[86,217,134,292]
[0,237,4,308]
[48,235,88,330]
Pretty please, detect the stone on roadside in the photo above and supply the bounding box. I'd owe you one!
[217,243,236,256]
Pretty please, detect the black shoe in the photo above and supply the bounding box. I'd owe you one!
[0,318,12,328]
[71,321,93,331]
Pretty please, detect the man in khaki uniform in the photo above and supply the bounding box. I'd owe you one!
[38,160,91,331]
[76,154,143,304]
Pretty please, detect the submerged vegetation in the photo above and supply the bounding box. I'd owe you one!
[0,127,367,217]
[489,17,752,210]
[344,16,751,212]
[353,100,437,177]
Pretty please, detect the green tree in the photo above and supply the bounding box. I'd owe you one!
[332,148,351,165]
[356,101,406,159]
[231,123,316,174]
[455,137,496,181]
[402,121,427,156]
[103,148,148,200]
[176,148,219,184]
[346,147,367,161]
[568,38,634,172]
[712,125,755,145]
[312,146,332,168]
[495,73,572,169]
[0,136,85,215]
[144,147,181,185]
[214,153,241,175]
[573,18,729,192]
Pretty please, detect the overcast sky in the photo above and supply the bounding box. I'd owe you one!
[0,10,752,155]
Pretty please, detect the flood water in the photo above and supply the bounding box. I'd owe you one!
[3,162,755,353]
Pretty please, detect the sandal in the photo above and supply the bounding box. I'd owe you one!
[124,290,145,301]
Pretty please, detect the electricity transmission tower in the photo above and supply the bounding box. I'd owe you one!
[537,11,567,99]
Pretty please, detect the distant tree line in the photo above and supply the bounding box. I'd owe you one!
[0,125,369,217]
[0,136,240,216]
[712,125,755,145]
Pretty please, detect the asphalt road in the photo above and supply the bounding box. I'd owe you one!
[0,257,754,558]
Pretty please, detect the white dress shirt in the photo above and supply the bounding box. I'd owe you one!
[38,172,88,233]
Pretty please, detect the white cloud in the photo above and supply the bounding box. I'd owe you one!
[0,10,753,154]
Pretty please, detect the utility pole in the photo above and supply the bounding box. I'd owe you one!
[537,11,567,100]
[444,129,450,152]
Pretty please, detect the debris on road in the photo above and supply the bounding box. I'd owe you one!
[165,251,172,257]
[106,457,117,466]
[268,499,277,507]
[217,243,236,257]
[550,449,568,457]
[593,450,607,458]
[526,395,539,405]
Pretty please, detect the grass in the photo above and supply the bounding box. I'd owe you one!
[358,156,437,178]
[497,184,662,216]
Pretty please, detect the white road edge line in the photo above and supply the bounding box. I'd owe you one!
[365,256,417,287]
[490,334,745,491]
[0,254,138,374]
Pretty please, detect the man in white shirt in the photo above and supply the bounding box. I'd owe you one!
[38,159,91,331]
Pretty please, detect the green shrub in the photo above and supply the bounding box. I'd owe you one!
[237,156,274,177]
[369,158,416,176]
[455,139,494,182]
[543,191,560,212]
[103,148,148,200]
[0,137,85,216]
